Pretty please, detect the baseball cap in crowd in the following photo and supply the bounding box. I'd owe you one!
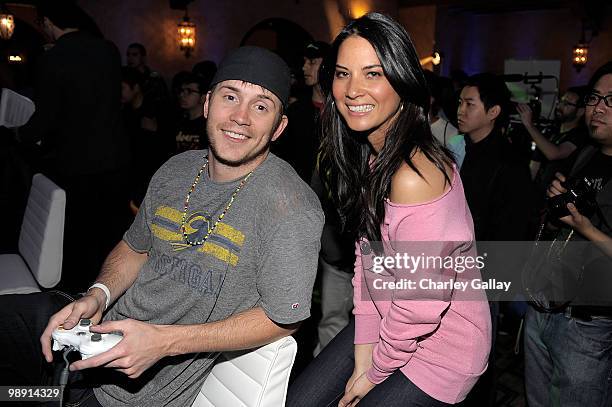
[304,41,331,60]
[210,46,291,109]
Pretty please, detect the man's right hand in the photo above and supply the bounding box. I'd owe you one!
[39,291,106,363]
[517,103,534,128]
[547,172,568,198]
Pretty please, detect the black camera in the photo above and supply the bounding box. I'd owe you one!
[547,176,598,219]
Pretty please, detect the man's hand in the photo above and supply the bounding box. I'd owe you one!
[547,172,567,198]
[517,103,534,128]
[40,293,106,363]
[69,319,169,379]
[546,172,612,256]
[338,372,376,407]
[559,203,594,235]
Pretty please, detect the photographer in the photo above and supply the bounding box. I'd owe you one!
[524,61,612,407]
[517,87,589,209]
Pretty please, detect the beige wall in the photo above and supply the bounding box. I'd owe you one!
[435,6,612,90]
[78,0,398,82]
[398,5,437,69]
[76,1,609,92]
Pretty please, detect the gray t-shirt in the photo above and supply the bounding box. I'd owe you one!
[94,150,323,406]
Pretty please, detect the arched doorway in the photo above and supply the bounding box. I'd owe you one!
[241,18,313,78]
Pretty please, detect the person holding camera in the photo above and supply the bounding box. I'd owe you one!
[517,86,589,211]
[524,61,612,407]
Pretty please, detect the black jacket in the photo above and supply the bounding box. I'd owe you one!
[272,97,320,183]
[19,31,128,177]
[460,129,534,241]
[566,146,612,309]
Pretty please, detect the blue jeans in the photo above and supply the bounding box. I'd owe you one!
[524,306,612,407]
[287,319,453,407]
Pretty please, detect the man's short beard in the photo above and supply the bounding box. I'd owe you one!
[556,110,577,124]
[207,135,273,168]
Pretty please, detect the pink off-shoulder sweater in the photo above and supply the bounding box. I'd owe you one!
[353,166,492,404]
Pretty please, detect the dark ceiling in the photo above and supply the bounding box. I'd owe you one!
[397,0,606,15]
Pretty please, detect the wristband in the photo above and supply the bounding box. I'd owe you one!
[88,283,111,310]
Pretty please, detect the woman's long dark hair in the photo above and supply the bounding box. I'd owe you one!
[319,12,454,244]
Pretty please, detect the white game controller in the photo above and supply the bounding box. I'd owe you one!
[52,318,123,360]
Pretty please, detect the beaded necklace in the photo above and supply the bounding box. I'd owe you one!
[181,155,253,246]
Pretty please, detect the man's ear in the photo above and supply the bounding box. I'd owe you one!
[577,106,586,117]
[203,92,211,119]
[271,115,289,142]
[487,105,501,122]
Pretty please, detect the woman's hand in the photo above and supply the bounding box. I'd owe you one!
[340,343,374,406]
[339,372,376,407]
[350,343,373,386]
[345,369,365,397]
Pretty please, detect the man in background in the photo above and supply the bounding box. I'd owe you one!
[525,61,612,407]
[273,41,329,182]
[458,73,533,406]
[18,1,129,292]
[518,87,589,207]
[125,42,169,113]
[174,72,208,153]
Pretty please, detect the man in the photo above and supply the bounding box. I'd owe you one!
[174,72,208,153]
[126,42,169,114]
[524,61,612,407]
[518,86,589,203]
[272,40,329,182]
[457,73,533,406]
[458,73,533,242]
[120,67,169,209]
[18,1,129,292]
[1,46,324,407]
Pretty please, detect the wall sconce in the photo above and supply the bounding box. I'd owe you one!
[420,51,442,67]
[0,12,15,40]
[431,51,441,66]
[349,0,370,19]
[177,10,196,58]
[572,16,600,73]
[8,54,23,63]
[572,44,588,71]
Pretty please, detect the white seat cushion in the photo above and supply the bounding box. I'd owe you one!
[192,336,297,407]
[0,254,41,295]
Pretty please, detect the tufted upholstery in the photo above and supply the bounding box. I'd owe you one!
[0,173,65,295]
[192,336,297,407]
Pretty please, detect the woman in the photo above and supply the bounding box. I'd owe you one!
[286,13,491,407]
